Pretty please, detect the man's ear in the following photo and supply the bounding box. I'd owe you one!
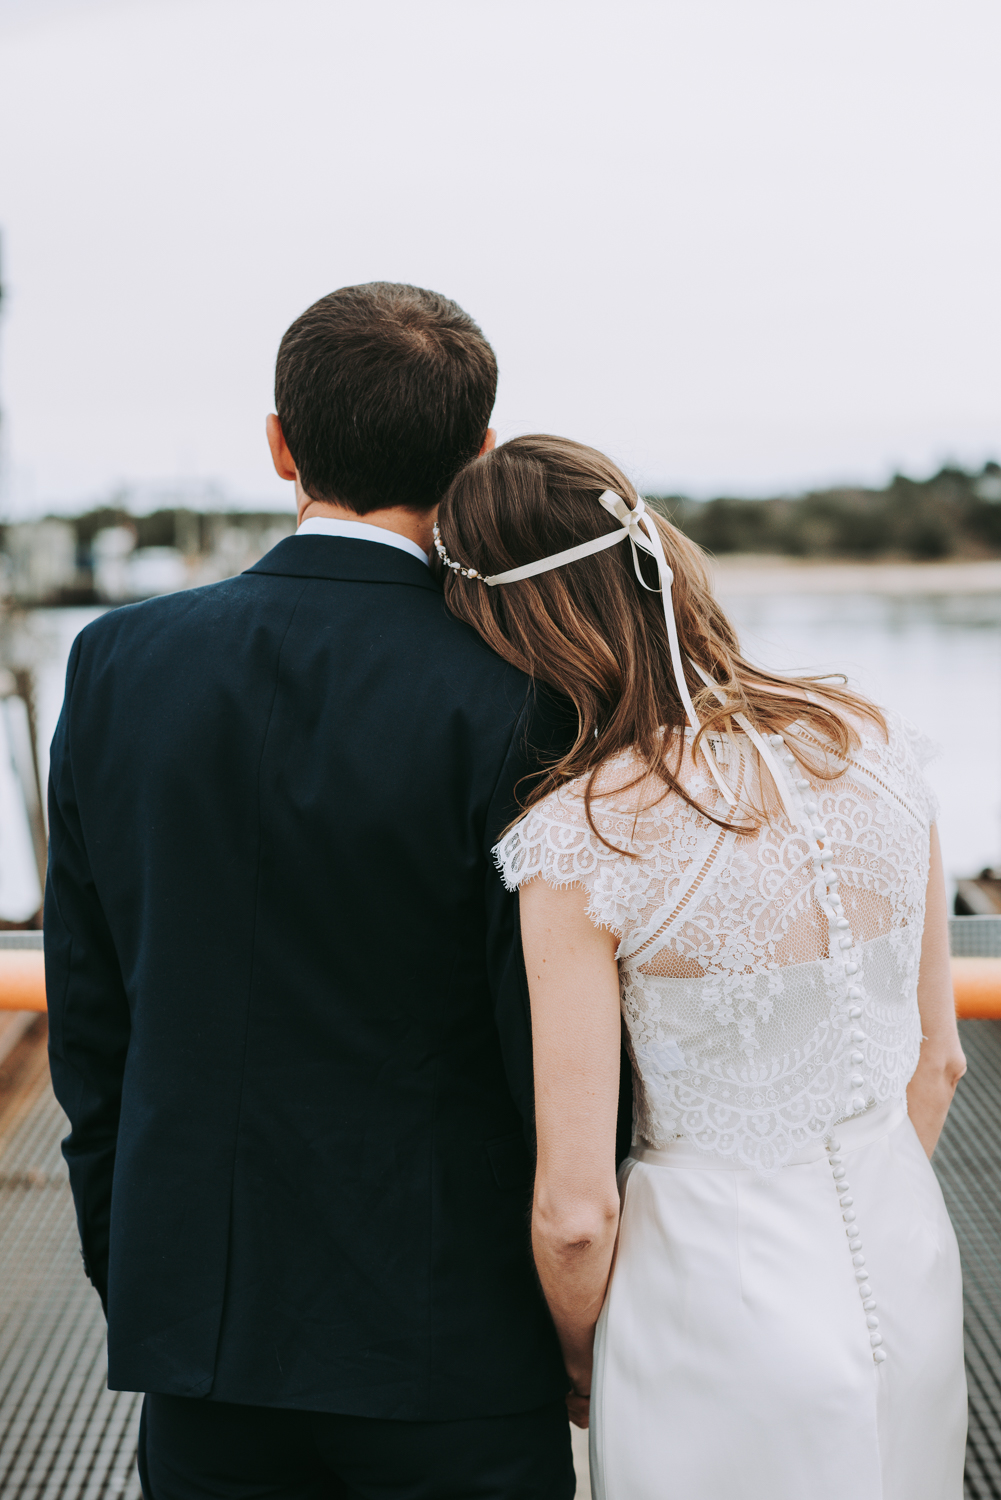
[479,427,497,456]
[266,414,298,481]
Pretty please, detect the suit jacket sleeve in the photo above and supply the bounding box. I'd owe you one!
[44,632,130,1312]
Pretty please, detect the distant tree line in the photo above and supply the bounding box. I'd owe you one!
[652,462,1001,559]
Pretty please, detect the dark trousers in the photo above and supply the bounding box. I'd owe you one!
[138,1393,576,1500]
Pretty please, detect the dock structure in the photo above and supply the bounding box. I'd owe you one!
[1,1012,1001,1495]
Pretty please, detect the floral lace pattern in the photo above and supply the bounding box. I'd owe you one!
[495,711,936,1172]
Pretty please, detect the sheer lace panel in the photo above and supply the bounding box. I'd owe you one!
[495,710,934,1173]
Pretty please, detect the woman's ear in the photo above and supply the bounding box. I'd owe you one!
[266,414,298,481]
[479,427,497,456]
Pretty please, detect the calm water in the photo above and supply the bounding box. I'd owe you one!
[719,589,1001,890]
[19,591,1001,897]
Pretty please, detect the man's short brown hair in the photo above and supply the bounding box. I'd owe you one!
[274,283,498,515]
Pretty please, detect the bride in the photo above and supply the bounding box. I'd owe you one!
[433,436,968,1499]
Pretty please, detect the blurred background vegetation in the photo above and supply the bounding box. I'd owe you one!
[655,461,1001,559]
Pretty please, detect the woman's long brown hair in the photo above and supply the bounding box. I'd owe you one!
[435,435,885,840]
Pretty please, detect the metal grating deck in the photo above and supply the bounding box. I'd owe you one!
[0,1020,999,1497]
[0,1024,141,1499]
[935,1018,1001,1498]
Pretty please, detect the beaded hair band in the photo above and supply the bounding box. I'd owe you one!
[433,523,485,581]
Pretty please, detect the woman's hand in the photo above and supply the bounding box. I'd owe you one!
[907,824,967,1157]
[519,877,623,1417]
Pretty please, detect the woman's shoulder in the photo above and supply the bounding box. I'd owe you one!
[829,703,940,824]
[492,748,670,937]
[492,741,711,932]
[494,749,647,879]
[505,746,681,853]
[546,745,659,812]
[873,706,938,767]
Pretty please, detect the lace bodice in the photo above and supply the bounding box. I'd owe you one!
[495,710,937,1173]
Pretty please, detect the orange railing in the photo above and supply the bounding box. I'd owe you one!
[0,949,47,1013]
[2,947,1001,1018]
[949,959,1001,1019]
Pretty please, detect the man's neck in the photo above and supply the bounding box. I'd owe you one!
[297,490,436,555]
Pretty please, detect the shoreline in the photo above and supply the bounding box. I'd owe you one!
[708,556,1001,596]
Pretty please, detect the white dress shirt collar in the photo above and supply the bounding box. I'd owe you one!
[295,516,429,567]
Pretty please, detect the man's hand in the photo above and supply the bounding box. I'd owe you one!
[566,1389,590,1429]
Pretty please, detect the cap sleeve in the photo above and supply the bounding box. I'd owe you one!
[492,770,655,939]
[889,710,939,773]
[882,709,941,825]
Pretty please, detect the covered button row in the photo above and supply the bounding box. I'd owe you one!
[827,1136,886,1364]
[768,732,872,1120]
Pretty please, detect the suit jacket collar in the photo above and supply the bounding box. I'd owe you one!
[245,535,441,593]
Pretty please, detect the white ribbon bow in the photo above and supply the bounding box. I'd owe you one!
[597,493,659,579]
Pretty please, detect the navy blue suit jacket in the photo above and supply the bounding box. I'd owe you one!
[44,535,572,1419]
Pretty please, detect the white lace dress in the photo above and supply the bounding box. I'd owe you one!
[495,711,966,1500]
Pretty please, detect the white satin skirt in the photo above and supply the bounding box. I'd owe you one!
[590,1100,967,1500]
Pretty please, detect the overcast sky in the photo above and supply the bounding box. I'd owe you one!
[0,0,998,517]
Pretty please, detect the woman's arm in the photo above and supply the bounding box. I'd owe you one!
[519,877,624,1429]
[906,823,967,1156]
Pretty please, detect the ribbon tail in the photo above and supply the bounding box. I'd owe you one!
[628,535,659,592]
[689,660,802,828]
[636,509,736,808]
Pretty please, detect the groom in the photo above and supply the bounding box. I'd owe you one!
[45,284,577,1499]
